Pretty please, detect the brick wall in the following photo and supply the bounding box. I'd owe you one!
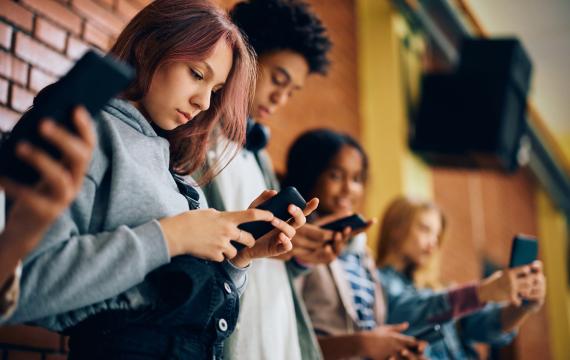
[433,168,551,359]
[0,0,149,357]
[0,0,359,358]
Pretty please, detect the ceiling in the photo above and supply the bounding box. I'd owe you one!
[464,0,570,134]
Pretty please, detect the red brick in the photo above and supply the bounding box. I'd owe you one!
[10,83,34,112]
[0,1,34,32]
[117,0,142,20]
[5,350,43,360]
[0,22,13,49]
[15,32,71,76]
[0,105,19,130]
[0,50,29,85]
[83,22,110,50]
[0,325,60,351]
[66,36,90,60]
[0,77,8,103]
[21,0,82,35]
[34,17,67,51]
[72,0,126,35]
[29,66,57,92]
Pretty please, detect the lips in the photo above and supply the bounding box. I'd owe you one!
[176,109,192,124]
[257,105,271,118]
[335,197,353,210]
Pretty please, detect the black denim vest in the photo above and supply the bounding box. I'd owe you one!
[67,175,240,359]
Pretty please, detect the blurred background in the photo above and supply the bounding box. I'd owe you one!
[0,0,568,359]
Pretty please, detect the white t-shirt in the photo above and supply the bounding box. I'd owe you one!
[213,149,303,360]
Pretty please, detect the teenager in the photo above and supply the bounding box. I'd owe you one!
[200,1,335,359]
[284,129,424,360]
[377,196,546,359]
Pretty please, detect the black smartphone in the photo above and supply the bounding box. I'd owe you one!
[0,50,134,185]
[321,214,368,232]
[233,186,307,250]
[407,324,443,343]
[509,234,538,268]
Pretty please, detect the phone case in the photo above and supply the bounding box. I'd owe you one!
[233,187,307,250]
[509,234,538,268]
[0,50,134,184]
[321,214,367,232]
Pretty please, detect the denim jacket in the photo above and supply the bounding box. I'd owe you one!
[379,267,516,359]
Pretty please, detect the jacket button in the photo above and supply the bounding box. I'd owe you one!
[218,318,228,332]
[223,282,232,294]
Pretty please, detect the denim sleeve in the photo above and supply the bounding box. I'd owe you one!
[458,303,517,345]
[381,270,484,330]
[7,178,171,325]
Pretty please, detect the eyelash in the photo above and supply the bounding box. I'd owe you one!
[190,68,204,81]
[271,74,288,86]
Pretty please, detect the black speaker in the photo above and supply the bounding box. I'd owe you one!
[410,38,532,171]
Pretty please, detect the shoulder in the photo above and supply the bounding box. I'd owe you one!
[378,266,408,295]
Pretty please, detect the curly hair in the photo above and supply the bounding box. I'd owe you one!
[230,0,332,75]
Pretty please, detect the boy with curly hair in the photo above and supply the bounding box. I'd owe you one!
[200,0,333,359]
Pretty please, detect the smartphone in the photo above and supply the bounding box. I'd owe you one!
[0,50,134,185]
[233,186,307,250]
[509,234,538,268]
[321,214,368,232]
[407,324,443,343]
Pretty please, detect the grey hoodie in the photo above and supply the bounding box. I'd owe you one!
[6,99,246,330]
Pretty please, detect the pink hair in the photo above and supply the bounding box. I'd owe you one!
[109,0,256,181]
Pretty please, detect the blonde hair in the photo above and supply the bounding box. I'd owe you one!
[376,196,446,288]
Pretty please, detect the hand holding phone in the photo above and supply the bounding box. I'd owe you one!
[0,50,134,185]
[233,187,307,250]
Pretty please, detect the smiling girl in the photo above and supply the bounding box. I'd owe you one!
[284,129,424,359]
[7,1,314,358]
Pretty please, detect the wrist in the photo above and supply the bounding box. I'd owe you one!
[355,332,373,357]
[477,272,503,303]
[476,281,492,303]
[0,223,43,258]
[158,218,179,258]
[230,250,252,268]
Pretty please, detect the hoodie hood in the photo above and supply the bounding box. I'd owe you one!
[103,98,158,138]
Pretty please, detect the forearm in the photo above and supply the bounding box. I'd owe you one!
[318,334,367,360]
[10,220,170,323]
[500,304,531,332]
[0,227,45,287]
[388,283,484,325]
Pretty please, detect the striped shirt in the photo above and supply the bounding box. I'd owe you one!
[338,251,377,330]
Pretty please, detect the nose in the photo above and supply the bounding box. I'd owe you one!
[269,88,289,107]
[191,89,211,112]
[426,236,438,252]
